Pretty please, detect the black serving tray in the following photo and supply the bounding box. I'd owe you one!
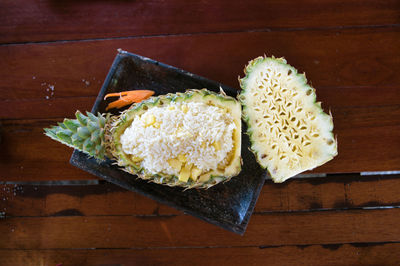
[70,50,266,235]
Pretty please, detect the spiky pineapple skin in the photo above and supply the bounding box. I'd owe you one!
[110,89,242,189]
[239,56,337,183]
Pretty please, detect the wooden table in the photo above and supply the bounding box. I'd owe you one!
[1,1,399,265]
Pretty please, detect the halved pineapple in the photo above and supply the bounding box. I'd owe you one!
[239,56,337,183]
[46,89,242,189]
[111,89,242,189]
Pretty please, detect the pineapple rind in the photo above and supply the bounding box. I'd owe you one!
[239,56,337,183]
[111,89,242,189]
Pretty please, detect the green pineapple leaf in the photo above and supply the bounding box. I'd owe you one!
[44,111,108,160]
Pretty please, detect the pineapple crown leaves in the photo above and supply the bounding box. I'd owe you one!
[44,111,109,160]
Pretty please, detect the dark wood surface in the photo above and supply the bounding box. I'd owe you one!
[1,1,399,265]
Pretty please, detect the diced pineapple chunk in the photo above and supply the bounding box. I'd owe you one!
[131,156,143,162]
[178,163,192,182]
[190,166,202,181]
[168,106,175,110]
[181,104,189,113]
[167,158,182,171]
[144,114,156,127]
[178,154,187,163]
[217,161,226,171]
[201,142,206,149]
[212,141,221,151]
[198,173,211,182]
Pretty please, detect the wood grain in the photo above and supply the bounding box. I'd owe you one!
[1,175,400,217]
[1,208,400,248]
[1,117,399,182]
[1,243,400,266]
[3,89,399,121]
[1,28,399,179]
[1,0,399,264]
[1,28,399,113]
[1,0,398,43]
[0,119,97,182]
[0,97,96,121]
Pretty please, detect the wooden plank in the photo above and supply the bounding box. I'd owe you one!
[0,0,398,43]
[2,87,399,121]
[1,208,400,248]
[0,183,179,217]
[323,125,400,173]
[0,97,96,120]
[1,116,399,181]
[1,243,400,266]
[1,28,399,109]
[0,119,97,182]
[3,88,399,121]
[257,174,400,212]
[1,175,400,217]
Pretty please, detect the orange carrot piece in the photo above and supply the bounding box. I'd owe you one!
[106,95,140,110]
[105,98,129,111]
[103,91,129,100]
[104,90,154,111]
[104,90,154,100]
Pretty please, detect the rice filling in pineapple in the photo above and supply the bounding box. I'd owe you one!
[119,101,236,181]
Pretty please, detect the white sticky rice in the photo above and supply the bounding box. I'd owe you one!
[120,101,236,176]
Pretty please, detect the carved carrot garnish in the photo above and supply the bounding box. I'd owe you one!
[104,90,154,111]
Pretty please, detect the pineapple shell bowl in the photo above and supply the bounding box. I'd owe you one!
[56,50,266,235]
[46,89,242,190]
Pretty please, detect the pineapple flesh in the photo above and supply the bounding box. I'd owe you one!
[239,56,337,183]
[45,89,242,189]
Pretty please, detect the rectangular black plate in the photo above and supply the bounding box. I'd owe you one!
[70,50,266,235]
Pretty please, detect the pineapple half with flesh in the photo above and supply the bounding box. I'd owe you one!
[45,89,242,189]
[239,56,337,183]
